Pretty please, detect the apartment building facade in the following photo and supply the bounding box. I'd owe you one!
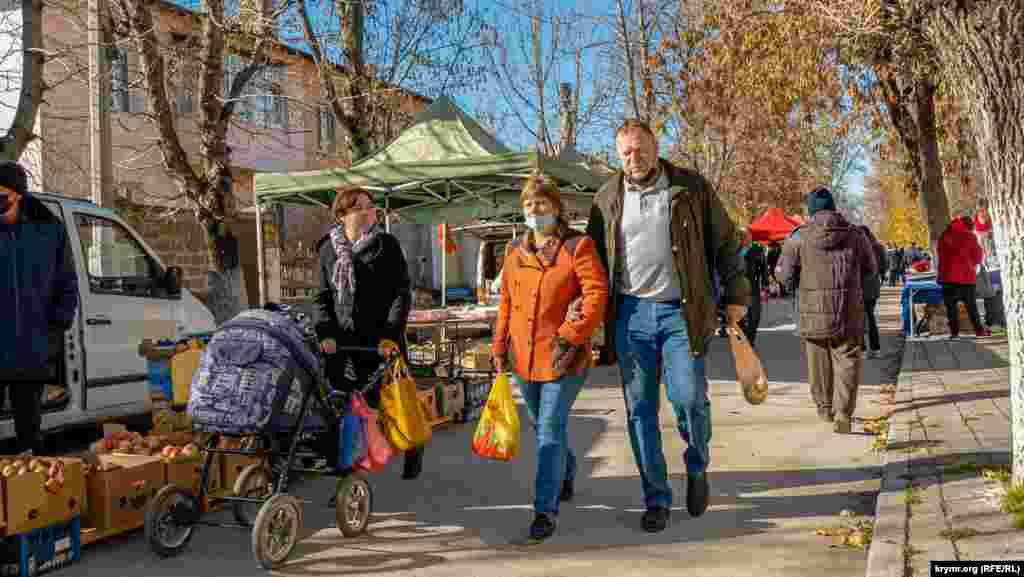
[31,0,427,304]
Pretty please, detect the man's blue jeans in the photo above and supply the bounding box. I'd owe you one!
[615,295,711,508]
[511,372,585,515]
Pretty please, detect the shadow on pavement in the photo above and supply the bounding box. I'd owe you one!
[74,405,882,577]
[903,337,1009,374]
[704,329,903,390]
[888,388,1009,415]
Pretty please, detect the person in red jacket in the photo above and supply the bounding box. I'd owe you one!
[937,214,990,339]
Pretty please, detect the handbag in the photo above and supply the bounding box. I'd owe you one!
[378,356,433,451]
[351,393,394,472]
[975,262,995,299]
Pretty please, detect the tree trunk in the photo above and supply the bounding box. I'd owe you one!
[201,215,249,324]
[878,68,950,254]
[0,0,44,161]
[924,2,1024,484]
[914,79,950,253]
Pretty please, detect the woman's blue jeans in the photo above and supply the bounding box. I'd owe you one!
[511,372,585,515]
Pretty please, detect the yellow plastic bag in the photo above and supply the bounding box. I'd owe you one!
[378,356,433,451]
[472,373,521,461]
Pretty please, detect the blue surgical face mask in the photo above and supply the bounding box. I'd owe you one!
[524,212,556,231]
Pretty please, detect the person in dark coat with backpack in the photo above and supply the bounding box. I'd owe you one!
[314,186,423,479]
[0,161,79,456]
[779,187,877,434]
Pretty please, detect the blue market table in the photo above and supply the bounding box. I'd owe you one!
[900,270,1001,337]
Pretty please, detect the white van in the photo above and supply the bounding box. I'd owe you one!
[0,193,216,440]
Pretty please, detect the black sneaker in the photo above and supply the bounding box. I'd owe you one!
[529,512,557,540]
[641,506,670,532]
[560,479,574,502]
[686,473,709,517]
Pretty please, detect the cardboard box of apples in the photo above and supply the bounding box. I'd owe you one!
[160,442,224,497]
[85,428,223,500]
[81,453,163,534]
[0,456,84,536]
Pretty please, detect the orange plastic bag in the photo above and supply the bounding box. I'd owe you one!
[351,393,394,472]
[472,373,521,461]
[378,357,433,451]
[728,327,769,405]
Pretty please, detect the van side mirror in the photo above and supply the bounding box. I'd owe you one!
[165,266,183,296]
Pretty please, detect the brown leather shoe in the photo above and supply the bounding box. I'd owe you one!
[817,406,834,423]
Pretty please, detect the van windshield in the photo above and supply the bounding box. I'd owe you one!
[75,213,161,297]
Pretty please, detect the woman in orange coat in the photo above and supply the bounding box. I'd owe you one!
[492,173,608,541]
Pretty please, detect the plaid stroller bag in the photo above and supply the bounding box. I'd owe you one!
[187,309,326,436]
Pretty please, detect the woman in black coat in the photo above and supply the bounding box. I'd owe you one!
[314,186,423,479]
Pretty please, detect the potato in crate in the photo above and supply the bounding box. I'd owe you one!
[0,517,80,577]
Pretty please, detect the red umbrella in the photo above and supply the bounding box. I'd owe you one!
[750,208,797,243]
[786,213,805,226]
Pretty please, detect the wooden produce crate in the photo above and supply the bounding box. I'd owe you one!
[82,455,163,535]
[164,456,223,498]
[152,407,192,435]
[462,349,492,371]
[416,388,437,422]
[1,458,84,537]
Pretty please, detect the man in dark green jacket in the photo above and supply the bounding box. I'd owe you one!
[587,119,749,533]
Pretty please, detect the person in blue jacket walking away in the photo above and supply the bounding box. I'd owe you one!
[0,162,79,455]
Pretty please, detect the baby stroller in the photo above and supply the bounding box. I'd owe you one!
[143,307,396,570]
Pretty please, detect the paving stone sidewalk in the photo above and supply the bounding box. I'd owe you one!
[866,327,1022,577]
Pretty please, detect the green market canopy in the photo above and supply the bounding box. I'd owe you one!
[253,96,604,225]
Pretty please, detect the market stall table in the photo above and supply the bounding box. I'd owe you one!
[901,270,1001,338]
[407,305,498,371]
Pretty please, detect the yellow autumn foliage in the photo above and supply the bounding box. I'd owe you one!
[884,202,929,247]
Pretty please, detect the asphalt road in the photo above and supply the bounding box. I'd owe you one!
[61,294,904,577]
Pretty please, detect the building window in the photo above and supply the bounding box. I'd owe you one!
[254,65,288,129]
[109,48,129,112]
[320,108,336,149]
[224,55,287,128]
[109,48,146,113]
[223,53,253,122]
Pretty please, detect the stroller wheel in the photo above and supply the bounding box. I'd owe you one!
[233,463,273,526]
[252,494,303,570]
[335,472,372,537]
[145,485,197,558]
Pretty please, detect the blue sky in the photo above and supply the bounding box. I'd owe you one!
[0,0,868,201]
